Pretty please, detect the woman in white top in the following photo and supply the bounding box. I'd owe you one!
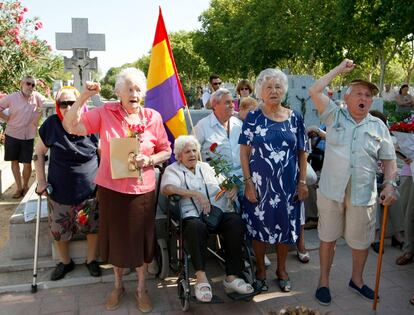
[161,135,253,303]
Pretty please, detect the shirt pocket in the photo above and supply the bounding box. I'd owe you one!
[364,132,381,158]
[326,126,345,146]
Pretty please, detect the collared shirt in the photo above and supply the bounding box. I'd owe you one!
[193,112,242,178]
[81,102,171,194]
[160,161,234,219]
[0,91,45,140]
[201,90,212,108]
[319,100,396,206]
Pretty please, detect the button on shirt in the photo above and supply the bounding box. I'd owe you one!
[193,113,242,178]
[0,91,45,140]
[160,161,234,219]
[319,100,396,206]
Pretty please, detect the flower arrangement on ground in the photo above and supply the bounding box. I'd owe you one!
[390,116,414,181]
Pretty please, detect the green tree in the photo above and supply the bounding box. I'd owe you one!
[0,0,64,96]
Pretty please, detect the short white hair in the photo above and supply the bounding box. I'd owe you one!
[114,67,147,96]
[255,68,288,99]
[174,135,200,158]
[210,88,231,108]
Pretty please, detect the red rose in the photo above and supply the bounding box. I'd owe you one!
[210,143,218,152]
[78,213,88,225]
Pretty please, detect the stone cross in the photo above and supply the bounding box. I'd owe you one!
[56,18,105,92]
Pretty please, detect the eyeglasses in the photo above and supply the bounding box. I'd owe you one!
[58,100,75,108]
[240,87,250,91]
[212,82,222,86]
[26,82,36,88]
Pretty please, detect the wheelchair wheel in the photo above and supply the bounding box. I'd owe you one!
[177,274,190,311]
[157,238,169,279]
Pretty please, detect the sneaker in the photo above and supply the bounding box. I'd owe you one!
[348,279,376,301]
[315,286,331,306]
[51,260,75,281]
[86,260,101,277]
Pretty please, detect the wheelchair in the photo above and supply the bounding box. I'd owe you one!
[156,194,257,312]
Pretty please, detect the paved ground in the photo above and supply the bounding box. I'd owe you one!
[0,235,413,315]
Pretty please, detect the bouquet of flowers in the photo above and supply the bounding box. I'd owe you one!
[207,143,243,200]
[127,123,145,182]
[390,116,414,181]
[75,204,91,226]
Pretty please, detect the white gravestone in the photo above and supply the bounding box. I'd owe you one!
[286,75,320,127]
[56,18,105,101]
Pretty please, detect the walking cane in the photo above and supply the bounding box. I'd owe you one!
[31,185,52,293]
[31,191,42,293]
[372,204,388,312]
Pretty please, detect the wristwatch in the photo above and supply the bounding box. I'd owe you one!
[383,179,397,188]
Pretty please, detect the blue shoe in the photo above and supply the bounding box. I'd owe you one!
[315,287,331,306]
[348,279,377,301]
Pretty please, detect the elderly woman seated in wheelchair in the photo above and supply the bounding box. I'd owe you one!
[161,135,254,303]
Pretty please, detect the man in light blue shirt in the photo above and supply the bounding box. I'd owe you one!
[193,88,242,181]
[309,59,397,306]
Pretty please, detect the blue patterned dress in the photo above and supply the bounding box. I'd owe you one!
[239,109,307,244]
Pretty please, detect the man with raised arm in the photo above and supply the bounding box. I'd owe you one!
[308,59,397,306]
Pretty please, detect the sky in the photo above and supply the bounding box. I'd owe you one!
[21,0,211,77]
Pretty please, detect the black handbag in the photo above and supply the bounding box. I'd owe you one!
[184,170,223,231]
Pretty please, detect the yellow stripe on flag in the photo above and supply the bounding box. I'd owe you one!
[165,108,188,139]
[147,40,175,89]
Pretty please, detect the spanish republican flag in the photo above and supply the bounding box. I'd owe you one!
[145,7,188,143]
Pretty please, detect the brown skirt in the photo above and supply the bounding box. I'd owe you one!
[97,186,156,268]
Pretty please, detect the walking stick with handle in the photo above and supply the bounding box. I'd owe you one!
[31,184,52,294]
[372,204,388,311]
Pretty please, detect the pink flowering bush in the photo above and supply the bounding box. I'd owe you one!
[0,0,63,94]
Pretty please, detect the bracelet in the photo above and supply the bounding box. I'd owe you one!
[243,176,252,182]
[299,180,307,185]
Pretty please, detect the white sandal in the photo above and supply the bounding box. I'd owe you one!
[297,250,310,263]
[195,282,212,302]
[223,278,254,294]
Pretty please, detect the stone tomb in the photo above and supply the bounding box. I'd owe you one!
[286,74,320,127]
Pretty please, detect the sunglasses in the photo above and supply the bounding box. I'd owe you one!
[212,82,222,86]
[58,100,75,108]
[240,87,250,91]
[26,82,36,88]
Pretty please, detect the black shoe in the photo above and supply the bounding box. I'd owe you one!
[391,236,404,249]
[86,260,101,277]
[253,279,268,292]
[315,287,331,306]
[371,242,383,254]
[51,260,75,281]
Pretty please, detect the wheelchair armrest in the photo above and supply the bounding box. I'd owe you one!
[169,194,182,202]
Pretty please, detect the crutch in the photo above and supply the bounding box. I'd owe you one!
[31,191,42,293]
[372,204,388,312]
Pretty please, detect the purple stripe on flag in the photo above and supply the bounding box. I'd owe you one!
[145,75,184,122]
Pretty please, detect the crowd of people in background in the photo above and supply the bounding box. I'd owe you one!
[0,60,413,311]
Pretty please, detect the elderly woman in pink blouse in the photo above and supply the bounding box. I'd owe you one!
[63,68,171,313]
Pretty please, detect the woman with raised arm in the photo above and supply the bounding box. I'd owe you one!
[63,68,171,313]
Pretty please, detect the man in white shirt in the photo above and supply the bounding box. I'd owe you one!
[380,83,396,102]
[202,74,222,109]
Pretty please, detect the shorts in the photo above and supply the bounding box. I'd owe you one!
[4,134,34,163]
[48,198,99,242]
[317,182,376,250]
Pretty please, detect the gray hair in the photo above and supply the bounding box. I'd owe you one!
[210,88,231,108]
[255,68,288,100]
[114,67,147,97]
[174,135,201,158]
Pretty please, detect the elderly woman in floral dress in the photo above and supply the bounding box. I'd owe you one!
[239,68,308,293]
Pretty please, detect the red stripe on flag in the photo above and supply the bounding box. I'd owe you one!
[151,7,187,107]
